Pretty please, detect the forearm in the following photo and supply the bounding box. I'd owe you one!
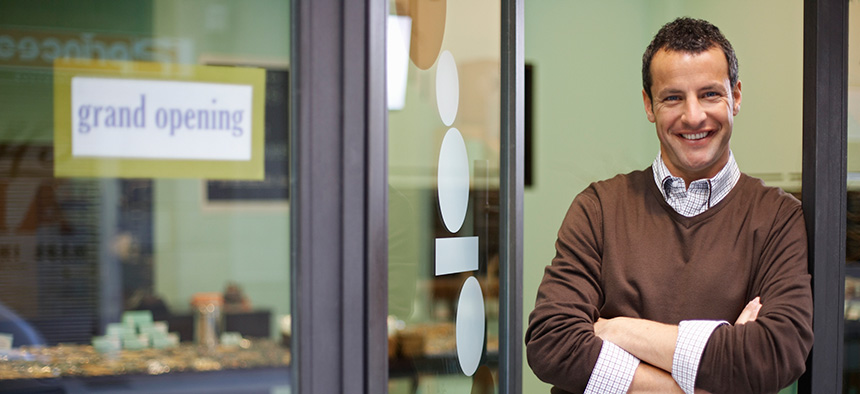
[628,363,713,394]
[596,317,726,394]
[526,302,605,392]
[595,317,678,372]
[627,362,684,394]
[697,315,812,393]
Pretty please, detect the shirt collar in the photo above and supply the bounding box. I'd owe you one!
[652,150,740,205]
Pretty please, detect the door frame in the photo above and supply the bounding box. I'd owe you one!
[289,0,850,392]
[799,0,848,392]
[290,0,524,393]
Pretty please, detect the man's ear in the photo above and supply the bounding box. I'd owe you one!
[642,89,656,123]
[732,80,742,116]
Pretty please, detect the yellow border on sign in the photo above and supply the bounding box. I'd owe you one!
[53,59,266,180]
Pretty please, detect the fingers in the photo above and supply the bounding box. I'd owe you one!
[593,318,608,338]
[734,296,762,325]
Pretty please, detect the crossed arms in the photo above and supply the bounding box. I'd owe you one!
[525,184,813,394]
[593,298,761,393]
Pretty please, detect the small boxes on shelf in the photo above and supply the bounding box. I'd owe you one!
[93,311,180,352]
[0,333,13,351]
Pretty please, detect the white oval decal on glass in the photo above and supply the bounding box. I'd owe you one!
[437,127,470,233]
[456,276,485,377]
[435,50,459,127]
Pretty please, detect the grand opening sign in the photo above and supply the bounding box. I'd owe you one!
[72,77,252,161]
[54,60,265,179]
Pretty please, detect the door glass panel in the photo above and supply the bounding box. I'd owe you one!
[0,1,293,392]
[387,1,501,392]
[846,1,860,392]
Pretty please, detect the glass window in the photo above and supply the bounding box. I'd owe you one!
[387,1,502,393]
[0,1,292,392]
[846,2,860,393]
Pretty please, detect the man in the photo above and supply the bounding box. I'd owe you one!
[525,17,813,394]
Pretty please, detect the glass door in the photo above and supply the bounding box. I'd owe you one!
[845,1,860,392]
[0,1,293,392]
[387,1,505,392]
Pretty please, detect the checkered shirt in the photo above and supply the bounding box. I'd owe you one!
[652,151,740,217]
[672,320,728,394]
[584,341,639,394]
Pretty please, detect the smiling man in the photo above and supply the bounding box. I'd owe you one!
[525,18,813,394]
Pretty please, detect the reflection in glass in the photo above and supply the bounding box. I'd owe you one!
[388,0,501,392]
[0,1,292,392]
[847,2,860,392]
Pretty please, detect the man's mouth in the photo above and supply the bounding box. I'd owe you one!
[681,131,709,141]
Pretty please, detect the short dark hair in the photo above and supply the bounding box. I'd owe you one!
[642,17,738,100]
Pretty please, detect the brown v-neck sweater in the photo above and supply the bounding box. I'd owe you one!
[526,168,813,394]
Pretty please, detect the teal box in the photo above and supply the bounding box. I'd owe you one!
[106,323,136,337]
[220,332,243,347]
[152,334,179,349]
[120,332,140,342]
[122,311,153,327]
[152,321,168,333]
[122,336,148,350]
[0,333,12,350]
[92,336,121,353]
[140,323,168,337]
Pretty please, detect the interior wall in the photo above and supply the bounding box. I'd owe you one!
[522,1,803,392]
[151,0,291,339]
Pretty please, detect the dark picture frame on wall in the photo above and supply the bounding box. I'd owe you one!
[200,60,290,204]
[525,63,534,187]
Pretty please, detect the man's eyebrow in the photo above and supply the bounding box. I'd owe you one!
[655,84,728,97]
[699,83,729,92]
[655,88,683,97]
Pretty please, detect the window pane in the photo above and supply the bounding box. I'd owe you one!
[0,1,292,392]
[846,1,860,393]
[387,1,502,392]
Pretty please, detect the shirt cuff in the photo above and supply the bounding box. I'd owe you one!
[584,340,640,394]
[672,320,728,394]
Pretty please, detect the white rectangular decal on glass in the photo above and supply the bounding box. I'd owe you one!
[71,77,252,161]
[387,15,411,111]
[435,236,479,276]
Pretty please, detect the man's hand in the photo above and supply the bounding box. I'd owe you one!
[734,296,761,325]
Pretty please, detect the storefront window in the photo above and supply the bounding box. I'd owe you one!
[0,1,292,392]
[845,2,860,393]
[387,1,502,392]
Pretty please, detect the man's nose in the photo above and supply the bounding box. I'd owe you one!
[682,99,707,126]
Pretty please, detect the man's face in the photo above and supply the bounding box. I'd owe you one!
[643,46,742,185]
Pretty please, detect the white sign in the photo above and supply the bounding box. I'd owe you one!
[71,77,252,161]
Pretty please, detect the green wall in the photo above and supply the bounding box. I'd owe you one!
[151,0,291,340]
[522,1,802,392]
[0,0,154,143]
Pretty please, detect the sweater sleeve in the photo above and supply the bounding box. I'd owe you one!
[695,202,814,393]
[525,189,607,393]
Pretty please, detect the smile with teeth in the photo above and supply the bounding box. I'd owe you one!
[681,131,709,140]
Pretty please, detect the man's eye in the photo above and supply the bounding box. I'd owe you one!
[704,92,720,98]
[664,96,681,102]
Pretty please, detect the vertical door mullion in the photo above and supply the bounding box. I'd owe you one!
[499,0,524,392]
[366,0,390,392]
[291,0,385,393]
[799,0,848,392]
